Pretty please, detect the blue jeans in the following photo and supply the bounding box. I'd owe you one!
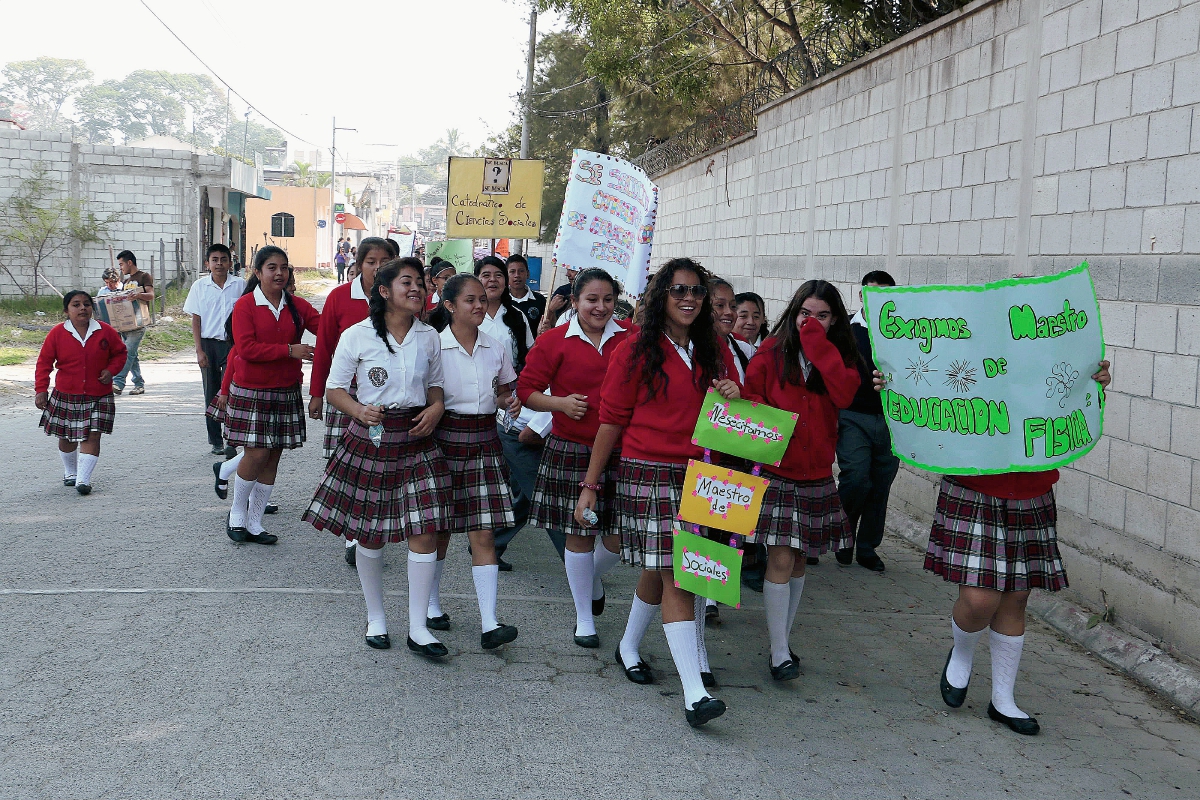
[836,409,900,558]
[493,425,565,561]
[113,327,146,390]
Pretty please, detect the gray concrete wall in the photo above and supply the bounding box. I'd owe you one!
[649,0,1200,662]
[0,128,230,297]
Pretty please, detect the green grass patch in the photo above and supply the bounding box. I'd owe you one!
[0,347,30,366]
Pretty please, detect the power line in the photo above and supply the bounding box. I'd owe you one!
[137,0,319,147]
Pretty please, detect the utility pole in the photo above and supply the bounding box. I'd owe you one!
[516,2,537,256]
[242,109,250,160]
[331,116,356,268]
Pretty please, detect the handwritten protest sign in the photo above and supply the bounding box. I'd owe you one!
[677,460,770,536]
[862,262,1105,474]
[672,527,743,607]
[552,149,659,298]
[690,390,799,467]
[425,239,475,273]
[446,157,544,240]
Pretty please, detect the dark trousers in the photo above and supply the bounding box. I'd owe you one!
[836,409,900,557]
[200,337,233,447]
[493,425,565,561]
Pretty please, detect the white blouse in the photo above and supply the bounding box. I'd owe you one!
[480,305,535,367]
[327,318,444,407]
[728,335,757,383]
[439,327,517,415]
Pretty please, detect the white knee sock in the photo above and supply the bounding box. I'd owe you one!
[229,476,254,528]
[246,482,274,534]
[565,550,596,636]
[345,537,356,548]
[663,620,709,709]
[786,575,806,635]
[219,452,243,481]
[946,618,986,689]
[592,541,621,600]
[356,546,386,637]
[407,551,440,646]
[706,597,717,609]
[619,595,658,667]
[990,630,1029,719]
[763,579,792,667]
[427,558,445,617]
[76,453,98,487]
[472,564,500,633]
[694,594,711,673]
[60,449,78,479]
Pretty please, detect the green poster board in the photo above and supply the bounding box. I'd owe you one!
[861,262,1105,475]
[425,239,475,273]
[690,390,798,467]
[672,527,743,607]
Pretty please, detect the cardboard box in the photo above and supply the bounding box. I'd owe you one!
[94,294,150,332]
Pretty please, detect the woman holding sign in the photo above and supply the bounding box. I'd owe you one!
[575,258,741,728]
[743,280,861,682]
[519,268,632,649]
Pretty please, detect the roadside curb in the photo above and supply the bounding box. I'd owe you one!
[886,509,1200,722]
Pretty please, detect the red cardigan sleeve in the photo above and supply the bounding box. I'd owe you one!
[597,338,637,428]
[34,327,60,394]
[232,297,291,363]
[295,295,321,335]
[101,324,128,376]
[309,294,339,397]
[221,343,238,394]
[799,320,860,409]
[516,332,558,403]
[742,345,771,405]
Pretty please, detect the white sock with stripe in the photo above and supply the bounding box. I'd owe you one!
[990,630,1029,719]
[245,482,274,535]
[229,476,254,528]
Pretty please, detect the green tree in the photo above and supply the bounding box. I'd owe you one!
[0,57,93,132]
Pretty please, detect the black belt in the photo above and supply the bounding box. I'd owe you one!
[201,337,230,343]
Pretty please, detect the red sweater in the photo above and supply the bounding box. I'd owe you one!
[599,332,740,464]
[956,472,1059,500]
[517,321,633,444]
[310,281,369,397]
[743,323,860,481]
[35,322,128,396]
[220,343,240,395]
[230,292,321,389]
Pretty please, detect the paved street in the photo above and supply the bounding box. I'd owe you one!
[2,355,1200,800]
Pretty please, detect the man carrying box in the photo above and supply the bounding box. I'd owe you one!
[111,250,154,396]
[184,244,245,454]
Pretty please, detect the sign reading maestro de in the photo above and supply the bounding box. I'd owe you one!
[862,263,1105,475]
[445,157,544,239]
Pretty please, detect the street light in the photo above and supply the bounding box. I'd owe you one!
[331,117,356,267]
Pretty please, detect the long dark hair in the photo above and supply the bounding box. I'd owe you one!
[228,245,303,342]
[427,273,484,332]
[474,255,530,369]
[368,257,425,354]
[768,279,859,394]
[630,258,723,400]
[571,267,621,300]
[354,237,392,268]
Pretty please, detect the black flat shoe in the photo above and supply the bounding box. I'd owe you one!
[212,462,228,499]
[685,696,726,727]
[987,702,1040,735]
[574,630,600,649]
[592,593,605,616]
[63,477,76,487]
[223,445,238,459]
[835,547,853,566]
[770,657,801,681]
[344,543,357,566]
[365,633,391,650]
[76,484,92,496]
[481,624,518,649]
[857,553,886,572]
[264,503,278,515]
[227,526,250,543]
[940,649,969,708]
[210,444,226,455]
[701,671,718,688]
[245,531,278,545]
[497,557,513,572]
[705,604,719,625]
[615,647,654,685]
[406,636,448,658]
[427,614,451,631]
[806,556,819,566]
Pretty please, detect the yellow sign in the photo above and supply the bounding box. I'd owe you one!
[446,157,544,239]
[676,460,770,536]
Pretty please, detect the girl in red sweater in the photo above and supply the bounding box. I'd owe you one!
[35,290,128,495]
[224,246,320,544]
[576,258,741,728]
[519,268,633,649]
[743,280,861,682]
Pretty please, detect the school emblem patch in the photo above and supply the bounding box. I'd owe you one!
[99,340,109,350]
[368,367,388,387]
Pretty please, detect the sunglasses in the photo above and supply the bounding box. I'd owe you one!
[668,284,709,299]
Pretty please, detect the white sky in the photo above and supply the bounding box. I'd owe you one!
[1,0,560,165]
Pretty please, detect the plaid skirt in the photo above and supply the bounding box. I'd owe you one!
[754,475,854,555]
[924,477,1068,592]
[302,409,452,546]
[321,384,357,459]
[615,458,688,570]
[40,391,115,441]
[530,435,620,537]
[433,412,514,534]
[204,395,225,424]
[223,383,306,450]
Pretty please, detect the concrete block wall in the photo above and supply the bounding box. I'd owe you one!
[0,128,230,298]
[649,0,1200,662]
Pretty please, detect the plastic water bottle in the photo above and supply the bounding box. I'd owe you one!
[369,423,383,447]
[582,508,599,526]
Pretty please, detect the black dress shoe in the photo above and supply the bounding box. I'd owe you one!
[939,649,969,708]
[63,477,76,487]
[212,462,228,499]
[427,614,451,631]
[574,629,600,649]
[685,696,726,727]
[592,593,605,616]
[701,671,718,688]
[770,657,801,681]
[76,483,92,496]
[857,553,886,572]
[227,526,250,543]
[615,647,654,684]
[210,444,226,455]
[406,636,448,658]
[835,547,853,566]
[481,624,518,649]
[705,603,720,625]
[365,633,391,650]
[344,543,357,566]
[264,503,278,515]
[496,557,513,572]
[245,531,278,545]
[987,702,1040,735]
[224,445,238,459]
[806,556,819,566]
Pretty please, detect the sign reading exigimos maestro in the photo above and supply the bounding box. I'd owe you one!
[862,263,1105,474]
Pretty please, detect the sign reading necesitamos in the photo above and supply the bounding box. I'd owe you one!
[446,157,544,239]
[862,263,1105,475]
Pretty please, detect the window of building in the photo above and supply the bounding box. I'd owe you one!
[271,212,295,238]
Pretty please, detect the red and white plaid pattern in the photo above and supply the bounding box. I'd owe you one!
[40,391,115,441]
[433,412,514,534]
[614,458,687,570]
[322,405,352,459]
[925,477,1067,592]
[754,475,853,556]
[204,396,225,425]
[223,383,306,450]
[303,409,452,546]
[530,436,620,537]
